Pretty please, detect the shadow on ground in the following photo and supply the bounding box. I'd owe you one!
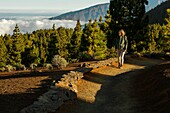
[57,62,170,113]
[0,69,74,113]
[0,57,169,113]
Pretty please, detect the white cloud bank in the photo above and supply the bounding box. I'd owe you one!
[0,17,85,35]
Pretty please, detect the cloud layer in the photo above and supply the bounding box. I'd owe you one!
[0,17,84,35]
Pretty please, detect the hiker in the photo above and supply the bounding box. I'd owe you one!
[116,29,128,69]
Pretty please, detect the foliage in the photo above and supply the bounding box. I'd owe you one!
[5,65,16,72]
[30,63,37,70]
[0,67,6,72]
[99,10,114,49]
[77,51,93,61]
[106,47,117,58]
[7,24,25,66]
[1,2,170,68]
[137,22,170,54]
[0,35,7,67]
[80,19,107,60]
[69,20,83,59]
[109,0,149,52]
[43,63,53,70]
[52,55,68,69]
[56,27,72,58]
[15,64,26,71]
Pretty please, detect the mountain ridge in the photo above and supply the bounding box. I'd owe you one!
[50,1,169,24]
[49,3,109,22]
[146,1,170,25]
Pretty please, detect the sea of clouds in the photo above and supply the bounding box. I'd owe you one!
[0,15,85,35]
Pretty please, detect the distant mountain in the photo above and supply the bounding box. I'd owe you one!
[146,0,165,11]
[49,0,166,22]
[146,1,170,25]
[49,3,109,22]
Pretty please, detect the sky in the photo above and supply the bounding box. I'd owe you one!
[0,0,109,12]
[0,0,166,13]
[0,0,166,35]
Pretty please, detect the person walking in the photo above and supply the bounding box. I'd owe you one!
[116,29,128,69]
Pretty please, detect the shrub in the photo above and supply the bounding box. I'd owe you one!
[52,55,68,69]
[106,47,117,58]
[30,63,37,70]
[68,58,79,63]
[0,67,5,72]
[15,64,26,71]
[77,51,92,61]
[43,63,53,70]
[5,65,16,72]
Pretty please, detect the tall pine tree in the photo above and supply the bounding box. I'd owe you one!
[109,0,148,52]
[81,19,107,60]
[57,27,69,58]
[69,20,83,59]
[0,35,7,67]
[8,24,24,66]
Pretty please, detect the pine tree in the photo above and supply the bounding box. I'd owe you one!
[109,0,149,52]
[23,33,40,66]
[57,27,69,58]
[0,35,7,67]
[81,19,107,60]
[99,10,114,49]
[80,19,93,53]
[92,19,107,60]
[70,20,83,59]
[52,24,56,30]
[161,9,170,51]
[38,30,48,64]
[8,24,24,66]
[47,30,59,62]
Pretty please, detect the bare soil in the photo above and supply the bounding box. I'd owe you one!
[0,57,170,113]
[0,67,77,113]
[57,57,170,113]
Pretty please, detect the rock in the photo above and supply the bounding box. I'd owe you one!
[20,58,117,113]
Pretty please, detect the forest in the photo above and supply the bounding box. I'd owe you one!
[0,0,170,71]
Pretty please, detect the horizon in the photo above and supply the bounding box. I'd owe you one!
[0,0,109,12]
[0,0,167,35]
[0,0,166,13]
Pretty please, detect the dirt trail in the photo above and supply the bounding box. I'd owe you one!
[0,57,169,113]
[57,57,170,113]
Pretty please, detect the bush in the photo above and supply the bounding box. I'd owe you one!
[68,58,79,63]
[106,47,117,58]
[43,63,53,70]
[52,55,68,69]
[5,65,16,72]
[15,64,26,71]
[77,51,93,61]
[30,63,37,70]
[0,67,5,72]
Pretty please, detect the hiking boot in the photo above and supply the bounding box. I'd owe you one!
[118,63,121,68]
[119,64,123,69]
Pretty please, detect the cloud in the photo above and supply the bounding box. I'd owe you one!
[0,17,85,35]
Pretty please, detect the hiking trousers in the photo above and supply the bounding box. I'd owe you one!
[117,49,126,67]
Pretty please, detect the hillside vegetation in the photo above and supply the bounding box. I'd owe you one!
[0,0,170,71]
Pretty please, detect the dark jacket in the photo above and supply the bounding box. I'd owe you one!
[116,36,128,50]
